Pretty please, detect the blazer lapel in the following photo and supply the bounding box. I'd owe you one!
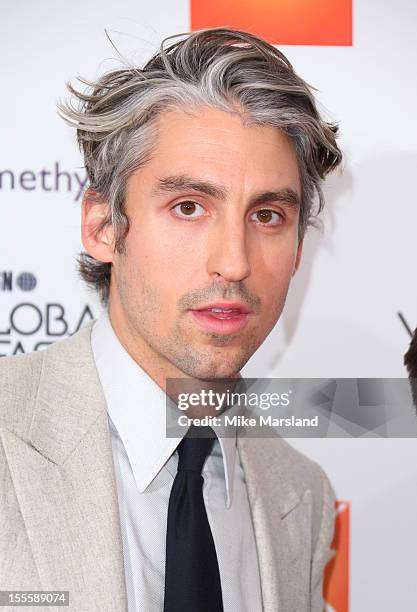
[1,322,128,611]
[237,436,312,612]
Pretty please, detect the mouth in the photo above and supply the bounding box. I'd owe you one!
[189,302,253,335]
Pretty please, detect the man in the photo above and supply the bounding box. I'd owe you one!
[405,328,417,406]
[0,28,342,611]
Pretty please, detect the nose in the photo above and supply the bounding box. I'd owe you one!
[206,217,251,283]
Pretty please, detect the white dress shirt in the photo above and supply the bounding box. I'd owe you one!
[91,310,263,612]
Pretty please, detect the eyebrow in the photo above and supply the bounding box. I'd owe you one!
[153,174,301,208]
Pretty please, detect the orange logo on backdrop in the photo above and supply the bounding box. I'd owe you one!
[190,0,352,46]
[324,501,350,612]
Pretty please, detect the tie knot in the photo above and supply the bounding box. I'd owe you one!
[177,426,216,473]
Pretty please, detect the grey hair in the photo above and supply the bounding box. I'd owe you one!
[58,27,343,305]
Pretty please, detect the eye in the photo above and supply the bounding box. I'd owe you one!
[250,209,283,226]
[172,200,205,219]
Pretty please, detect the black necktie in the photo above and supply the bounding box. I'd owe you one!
[163,426,224,612]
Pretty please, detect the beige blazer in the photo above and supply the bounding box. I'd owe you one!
[0,322,336,612]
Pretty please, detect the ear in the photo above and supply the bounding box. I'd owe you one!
[292,235,304,276]
[81,190,115,263]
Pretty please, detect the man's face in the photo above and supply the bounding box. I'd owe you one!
[99,106,303,380]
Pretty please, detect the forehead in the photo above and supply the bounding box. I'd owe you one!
[137,106,301,195]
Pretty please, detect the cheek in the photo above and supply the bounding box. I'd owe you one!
[125,218,203,291]
[251,237,299,301]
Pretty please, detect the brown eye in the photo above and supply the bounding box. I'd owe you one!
[172,201,205,219]
[250,209,283,226]
[180,201,196,215]
[257,210,273,223]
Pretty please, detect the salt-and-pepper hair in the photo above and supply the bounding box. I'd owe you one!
[58,27,343,304]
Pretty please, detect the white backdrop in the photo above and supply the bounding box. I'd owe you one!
[2,1,417,610]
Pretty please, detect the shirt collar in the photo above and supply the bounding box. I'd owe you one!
[90,309,237,507]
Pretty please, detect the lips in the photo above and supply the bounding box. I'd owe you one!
[190,302,252,335]
[200,308,243,319]
[193,301,252,314]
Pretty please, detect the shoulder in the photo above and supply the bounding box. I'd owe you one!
[267,436,336,525]
[0,349,44,436]
[239,435,333,500]
[273,436,335,502]
[0,322,95,437]
[260,436,336,544]
[238,434,336,548]
[273,437,336,536]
